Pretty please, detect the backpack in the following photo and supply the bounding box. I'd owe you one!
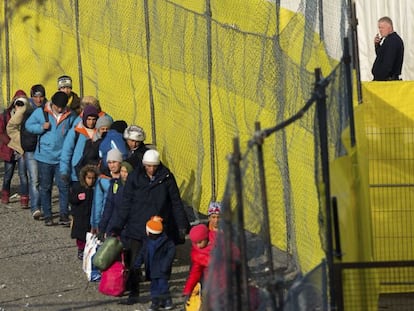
[0,109,13,161]
[20,109,39,152]
[74,136,102,179]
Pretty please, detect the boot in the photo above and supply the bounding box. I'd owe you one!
[120,268,140,305]
[20,195,29,209]
[1,190,9,204]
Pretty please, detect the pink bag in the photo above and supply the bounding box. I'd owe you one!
[98,253,127,297]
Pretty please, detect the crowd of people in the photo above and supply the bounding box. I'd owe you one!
[0,75,225,311]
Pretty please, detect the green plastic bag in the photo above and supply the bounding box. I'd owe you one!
[93,237,123,271]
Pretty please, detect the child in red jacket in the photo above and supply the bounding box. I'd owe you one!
[182,224,212,302]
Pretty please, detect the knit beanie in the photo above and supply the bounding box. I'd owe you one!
[13,89,27,99]
[121,161,134,173]
[96,115,113,129]
[189,224,209,243]
[142,149,160,166]
[82,105,99,126]
[106,148,123,163]
[146,216,163,235]
[57,75,72,89]
[51,91,69,108]
[30,84,46,97]
[110,120,128,134]
[208,201,222,216]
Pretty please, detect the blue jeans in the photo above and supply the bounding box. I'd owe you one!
[24,152,41,212]
[150,278,170,299]
[37,161,69,219]
[2,154,28,195]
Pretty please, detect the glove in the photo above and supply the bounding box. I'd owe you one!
[111,227,121,237]
[177,228,187,244]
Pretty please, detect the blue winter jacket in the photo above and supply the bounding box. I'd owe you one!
[134,233,176,280]
[98,129,128,168]
[90,174,112,229]
[25,102,76,164]
[60,120,96,182]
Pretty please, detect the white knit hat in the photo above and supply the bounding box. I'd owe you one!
[142,149,160,165]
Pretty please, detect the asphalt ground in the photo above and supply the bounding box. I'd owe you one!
[0,178,191,311]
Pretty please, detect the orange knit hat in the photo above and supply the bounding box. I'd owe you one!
[146,216,163,235]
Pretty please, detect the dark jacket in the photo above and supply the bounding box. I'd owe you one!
[112,163,189,244]
[69,182,94,241]
[372,31,404,81]
[134,233,176,280]
[98,178,124,235]
[126,143,149,169]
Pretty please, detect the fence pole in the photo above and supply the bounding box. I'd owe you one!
[314,68,336,309]
[143,0,156,146]
[343,37,356,147]
[74,0,83,97]
[348,0,362,103]
[232,137,251,311]
[254,122,279,309]
[205,0,216,201]
[4,0,10,103]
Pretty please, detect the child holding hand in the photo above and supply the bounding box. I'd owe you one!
[134,216,176,311]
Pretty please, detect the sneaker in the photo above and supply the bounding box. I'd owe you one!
[162,298,173,310]
[148,300,160,311]
[32,209,42,220]
[44,217,54,226]
[58,214,71,227]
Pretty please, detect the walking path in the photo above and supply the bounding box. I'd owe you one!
[0,189,190,311]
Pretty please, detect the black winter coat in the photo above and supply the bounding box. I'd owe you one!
[69,182,94,241]
[112,163,189,244]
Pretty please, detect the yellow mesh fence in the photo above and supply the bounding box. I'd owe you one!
[1,0,348,291]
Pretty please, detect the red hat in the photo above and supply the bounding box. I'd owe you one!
[13,89,27,99]
[189,224,209,243]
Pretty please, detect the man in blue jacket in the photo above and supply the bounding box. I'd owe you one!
[25,91,76,226]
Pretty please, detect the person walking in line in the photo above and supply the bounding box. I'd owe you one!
[99,120,128,169]
[3,91,30,208]
[90,148,123,234]
[207,201,222,245]
[69,164,98,260]
[57,75,81,115]
[60,105,99,184]
[111,149,189,305]
[25,91,76,226]
[182,224,212,304]
[134,216,176,311]
[98,160,134,243]
[19,84,48,218]
[372,16,404,81]
[123,125,149,169]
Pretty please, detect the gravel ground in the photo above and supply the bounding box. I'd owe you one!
[0,179,191,311]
